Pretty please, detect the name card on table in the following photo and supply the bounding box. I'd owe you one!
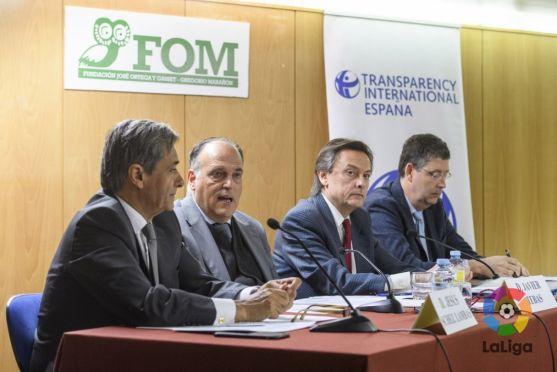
[413,287,477,335]
[505,275,557,312]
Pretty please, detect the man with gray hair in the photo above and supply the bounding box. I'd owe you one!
[31,120,299,372]
[174,137,277,285]
[273,138,418,298]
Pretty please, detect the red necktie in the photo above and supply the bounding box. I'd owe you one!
[342,219,352,273]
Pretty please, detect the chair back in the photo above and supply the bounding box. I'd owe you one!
[6,293,43,372]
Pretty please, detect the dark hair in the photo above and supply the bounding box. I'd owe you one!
[310,138,373,197]
[398,133,450,177]
[100,119,178,193]
[188,137,244,172]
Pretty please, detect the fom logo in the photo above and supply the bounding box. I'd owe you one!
[80,18,131,68]
[368,170,458,229]
[77,17,239,88]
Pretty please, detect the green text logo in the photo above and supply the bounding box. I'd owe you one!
[78,17,239,88]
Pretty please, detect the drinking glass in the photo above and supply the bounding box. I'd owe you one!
[411,271,433,301]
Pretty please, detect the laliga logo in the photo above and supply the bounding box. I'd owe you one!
[481,285,533,356]
[368,170,458,229]
[335,70,360,99]
[483,285,531,336]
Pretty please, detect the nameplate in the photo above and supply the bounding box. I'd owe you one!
[412,287,477,335]
[505,275,557,312]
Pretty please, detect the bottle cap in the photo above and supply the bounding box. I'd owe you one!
[436,258,450,266]
[450,250,461,257]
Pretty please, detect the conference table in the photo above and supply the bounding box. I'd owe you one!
[54,308,557,372]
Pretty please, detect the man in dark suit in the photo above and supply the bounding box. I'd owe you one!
[273,138,419,298]
[31,120,299,372]
[365,133,529,278]
[174,138,277,285]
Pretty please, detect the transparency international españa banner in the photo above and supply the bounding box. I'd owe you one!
[324,14,475,246]
[64,6,250,97]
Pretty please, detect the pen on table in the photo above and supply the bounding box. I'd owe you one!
[505,249,518,277]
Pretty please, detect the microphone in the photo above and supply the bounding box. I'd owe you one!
[342,249,403,314]
[267,218,377,333]
[406,229,499,279]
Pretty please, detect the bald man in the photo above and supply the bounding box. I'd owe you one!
[174,138,277,286]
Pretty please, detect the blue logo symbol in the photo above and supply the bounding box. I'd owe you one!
[367,170,458,229]
[335,70,360,99]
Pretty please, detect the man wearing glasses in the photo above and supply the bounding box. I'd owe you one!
[365,133,529,278]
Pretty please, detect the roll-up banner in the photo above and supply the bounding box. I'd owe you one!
[324,14,475,246]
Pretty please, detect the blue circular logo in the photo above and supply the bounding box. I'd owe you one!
[367,169,458,229]
[335,70,360,99]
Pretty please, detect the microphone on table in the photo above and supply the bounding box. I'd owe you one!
[405,229,499,279]
[341,249,403,314]
[267,218,377,333]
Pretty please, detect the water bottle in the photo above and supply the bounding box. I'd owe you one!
[432,258,453,291]
[449,251,472,305]
[449,251,466,285]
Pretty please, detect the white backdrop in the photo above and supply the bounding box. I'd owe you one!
[324,14,475,247]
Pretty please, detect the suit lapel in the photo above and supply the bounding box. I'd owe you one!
[424,207,444,259]
[234,215,273,281]
[112,196,154,283]
[349,214,372,272]
[314,194,344,262]
[391,180,426,257]
[182,195,231,281]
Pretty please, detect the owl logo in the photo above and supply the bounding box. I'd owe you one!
[79,17,131,67]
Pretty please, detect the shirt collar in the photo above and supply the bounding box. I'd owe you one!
[321,193,349,227]
[404,194,422,219]
[190,192,231,225]
[116,196,149,235]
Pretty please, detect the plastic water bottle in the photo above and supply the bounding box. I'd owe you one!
[432,258,454,291]
[449,251,472,305]
[449,251,466,285]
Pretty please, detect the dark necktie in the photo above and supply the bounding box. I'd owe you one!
[141,223,159,284]
[210,223,236,276]
[342,218,352,273]
[412,212,429,260]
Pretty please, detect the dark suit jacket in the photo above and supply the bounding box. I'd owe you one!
[365,179,481,270]
[31,192,246,372]
[272,194,417,298]
[174,194,277,283]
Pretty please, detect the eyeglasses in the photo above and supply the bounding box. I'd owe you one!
[420,168,452,181]
[290,304,351,322]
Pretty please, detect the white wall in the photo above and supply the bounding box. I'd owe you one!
[257,0,557,34]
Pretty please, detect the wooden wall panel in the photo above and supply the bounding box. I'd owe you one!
[62,0,186,223]
[63,91,186,222]
[483,30,557,275]
[0,1,63,371]
[460,28,484,254]
[295,11,328,202]
[184,1,295,245]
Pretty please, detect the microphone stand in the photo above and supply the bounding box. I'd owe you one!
[407,230,499,279]
[268,218,377,333]
[343,249,403,314]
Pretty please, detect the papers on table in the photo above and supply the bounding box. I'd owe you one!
[140,314,336,333]
[294,294,426,309]
[472,276,557,294]
[294,295,385,308]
